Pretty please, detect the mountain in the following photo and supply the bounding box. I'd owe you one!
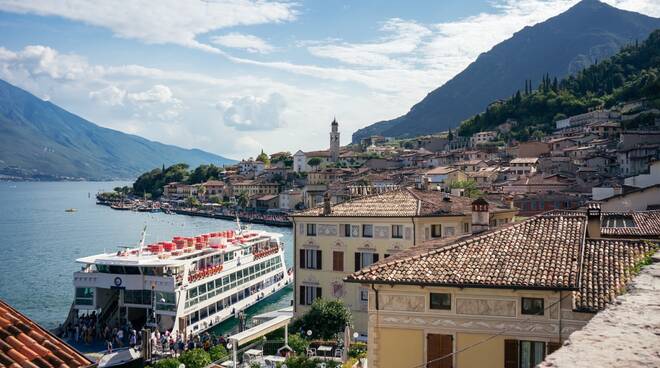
[0,79,235,180]
[458,29,660,139]
[352,0,660,142]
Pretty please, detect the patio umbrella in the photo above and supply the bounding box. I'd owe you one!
[343,325,351,362]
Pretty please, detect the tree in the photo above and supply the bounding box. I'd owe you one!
[179,349,211,368]
[185,195,200,208]
[209,345,229,361]
[151,358,181,368]
[287,333,310,354]
[237,191,249,209]
[307,157,322,170]
[292,299,352,340]
[256,150,270,165]
[449,179,483,198]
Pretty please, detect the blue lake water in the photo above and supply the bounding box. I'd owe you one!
[0,181,293,332]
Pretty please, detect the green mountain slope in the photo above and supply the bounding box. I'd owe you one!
[0,79,235,180]
[457,29,660,139]
[352,0,660,142]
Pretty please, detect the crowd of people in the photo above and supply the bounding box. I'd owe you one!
[60,311,234,358]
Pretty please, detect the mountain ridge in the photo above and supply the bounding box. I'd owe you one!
[0,79,235,180]
[352,0,660,142]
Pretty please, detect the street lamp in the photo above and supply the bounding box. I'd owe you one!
[306,330,312,337]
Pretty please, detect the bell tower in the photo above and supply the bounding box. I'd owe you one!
[330,117,340,162]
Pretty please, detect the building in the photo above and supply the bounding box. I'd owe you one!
[423,166,467,191]
[598,184,660,211]
[201,180,226,200]
[617,144,659,177]
[238,159,265,177]
[345,208,660,368]
[517,141,550,158]
[471,131,498,146]
[501,174,571,194]
[279,189,304,211]
[290,189,517,334]
[162,182,199,200]
[230,180,279,198]
[0,299,93,367]
[330,118,340,162]
[509,157,539,176]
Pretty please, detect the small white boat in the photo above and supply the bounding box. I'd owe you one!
[97,348,143,368]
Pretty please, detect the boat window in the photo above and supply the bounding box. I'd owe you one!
[189,288,198,298]
[75,288,94,305]
[124,290,152,305]
[109,265,124,274]
[198,284,207,294]
[230,273,237,282]
[215,279,222,289]
[207,281,215,291]
[142,267,155,275]
[200,307,208,320]
[96,265,110,273]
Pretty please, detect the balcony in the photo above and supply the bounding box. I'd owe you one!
[188,264,224,283]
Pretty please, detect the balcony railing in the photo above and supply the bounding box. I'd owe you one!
[188,264,223,283]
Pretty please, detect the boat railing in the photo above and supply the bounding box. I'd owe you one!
[253,247,279,260]
[188,264,224,283]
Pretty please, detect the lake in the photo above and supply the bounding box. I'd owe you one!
[0,181,293,333]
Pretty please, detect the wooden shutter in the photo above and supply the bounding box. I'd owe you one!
[333,251,344,272]
[316,287,322,300]
[355,253,361,272]
[427,334,453,368]
[299,249,306,269]
[299,286,306,305]
[373,253,379,263]
[504,339,519,368]
[547,341,562,356]
[316,250,322,270]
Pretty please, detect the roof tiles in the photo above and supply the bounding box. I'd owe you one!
[0,300,91,368]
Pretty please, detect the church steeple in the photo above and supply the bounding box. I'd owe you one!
[330,117,340,162]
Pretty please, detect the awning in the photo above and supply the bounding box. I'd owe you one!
[228,314,292,346]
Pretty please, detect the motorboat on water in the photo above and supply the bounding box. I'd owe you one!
[97,348,143,368]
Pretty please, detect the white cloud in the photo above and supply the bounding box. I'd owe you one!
[307,18,431,68]
[218,93,286,131]
[0,0,296,53]
[127,85,175,104]
[211,33,275,54]
[89,85,126,106]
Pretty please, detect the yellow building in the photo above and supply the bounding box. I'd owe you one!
[290,188,517,334]
[345,207,660,368]
[230,180,279,198]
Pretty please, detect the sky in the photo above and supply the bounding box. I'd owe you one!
[0,0,658,161]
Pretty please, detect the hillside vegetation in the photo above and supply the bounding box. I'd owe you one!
[457,29,660,140]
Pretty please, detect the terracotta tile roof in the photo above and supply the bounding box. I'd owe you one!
[292,188,513,217]
[574,239,657,312]
[346,209,660,312]
[346,213,585,289]
[0,300,92,368]
[600,211,660,237]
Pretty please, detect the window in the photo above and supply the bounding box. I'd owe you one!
[362,224,373,238]
[359,289,369,303]
[306,224,317,236]
[463,223,470,233]
[429,293,451,310]
[299,249,322,270]
[520,341,545,368]
[602,215,636,228]
[341,224,352,237]
[355,252,379,272]
[391,225,403,239]
[333,251,344,272]
[75,288,94,305]
[299,286,322,306]
[431,224,442,238]
[444,227,455,236]
[521,297,544,315]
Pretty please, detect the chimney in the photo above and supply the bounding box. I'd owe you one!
[471,197,490,234]
[323,191,332,216]
[586,202,601,238]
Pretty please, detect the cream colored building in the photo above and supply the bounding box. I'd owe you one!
[290,188,517,334]
[345,208,660,368]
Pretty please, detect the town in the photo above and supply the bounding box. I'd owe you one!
[1,1,660,368]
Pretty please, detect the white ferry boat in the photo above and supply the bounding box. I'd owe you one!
[69,225,292,337]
